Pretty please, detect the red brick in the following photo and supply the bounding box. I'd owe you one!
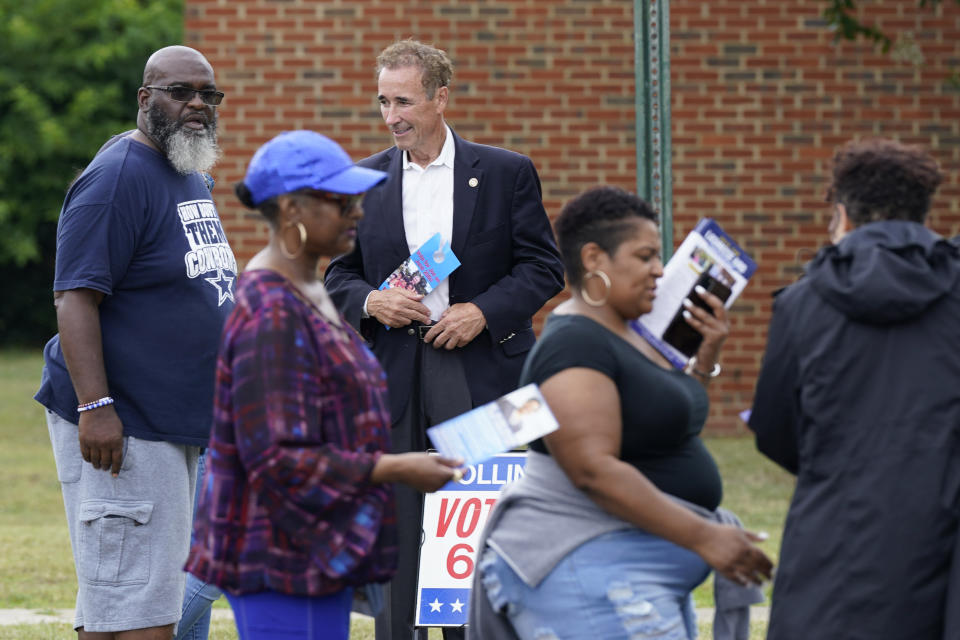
[186,0,960,432]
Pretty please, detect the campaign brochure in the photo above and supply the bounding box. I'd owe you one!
[632,218,756,369]
[378,232,461,296]
[427,384,558,467]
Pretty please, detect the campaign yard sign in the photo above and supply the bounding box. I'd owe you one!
[415,452,527,627]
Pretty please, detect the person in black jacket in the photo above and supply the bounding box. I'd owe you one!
[749,138,960,640]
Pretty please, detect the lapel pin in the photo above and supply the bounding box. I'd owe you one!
[468,177,479,188]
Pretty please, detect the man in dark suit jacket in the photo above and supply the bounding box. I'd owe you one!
[325,40,563,640]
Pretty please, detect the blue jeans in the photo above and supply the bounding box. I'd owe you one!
[176,573,223,640]
[226,588,354,640]
[175,452,223,640]
[478,529,710,640]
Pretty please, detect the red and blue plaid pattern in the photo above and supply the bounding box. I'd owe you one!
[186,270,397,596]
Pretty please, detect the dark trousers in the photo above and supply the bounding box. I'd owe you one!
[375,339,472,640]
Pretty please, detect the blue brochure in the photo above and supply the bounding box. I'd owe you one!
[427,384,558,467]
[379,232,461,295]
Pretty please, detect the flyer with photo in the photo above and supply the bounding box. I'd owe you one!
[632,218,756,369]
[427,384,558,467]
[378,232,461,295]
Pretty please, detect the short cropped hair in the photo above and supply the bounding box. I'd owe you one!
[826,138,942,226]
[376,39,453,99]
[555,186,658,288]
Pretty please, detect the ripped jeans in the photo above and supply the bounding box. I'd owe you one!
[478,529,709,640]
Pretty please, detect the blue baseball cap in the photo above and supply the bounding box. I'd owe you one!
[243,130,387,205]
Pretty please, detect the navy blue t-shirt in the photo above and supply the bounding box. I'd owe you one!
[35,137,237,446]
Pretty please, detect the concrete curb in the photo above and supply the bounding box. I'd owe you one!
[0,607,769,626]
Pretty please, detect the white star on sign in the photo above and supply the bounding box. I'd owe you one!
[450,598,465,613]
[204,269,235,306]
[429,598,443,612]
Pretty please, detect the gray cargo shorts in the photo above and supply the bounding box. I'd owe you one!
[46,409,199,633]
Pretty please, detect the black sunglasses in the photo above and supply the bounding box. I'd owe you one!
[301,191,363,216]
[144,85,224,106]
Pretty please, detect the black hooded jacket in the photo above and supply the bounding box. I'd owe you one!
[749,220,960,640]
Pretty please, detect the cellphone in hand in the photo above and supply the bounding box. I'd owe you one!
[661,272,732,358]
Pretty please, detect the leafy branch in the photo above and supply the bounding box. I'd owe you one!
[823,0,895,52]
[823,0,960,86]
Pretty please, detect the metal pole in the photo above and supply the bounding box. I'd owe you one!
[634,0,673,260]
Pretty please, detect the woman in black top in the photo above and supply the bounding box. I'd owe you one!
[469,187,772,640]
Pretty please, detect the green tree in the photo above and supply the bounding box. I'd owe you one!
[824,0,960,88]
[824,0,960,72]
[0,0,183,344]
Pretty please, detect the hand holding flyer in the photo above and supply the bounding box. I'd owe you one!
[427,384,558,466]
[632,219,756,369]
[379,232,460,296]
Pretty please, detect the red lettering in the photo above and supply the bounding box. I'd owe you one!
[483,497,497,520]
[446,543,475,579]
[437,498,460,537]
[456,498,482,537]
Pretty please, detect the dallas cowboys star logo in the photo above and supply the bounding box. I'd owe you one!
[205,269,235,306]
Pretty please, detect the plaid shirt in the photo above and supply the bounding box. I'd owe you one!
[185,270,396,595]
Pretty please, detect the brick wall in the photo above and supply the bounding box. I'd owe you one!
[186,0,960,432]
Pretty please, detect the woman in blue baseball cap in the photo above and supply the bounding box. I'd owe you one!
[185,130,462,640]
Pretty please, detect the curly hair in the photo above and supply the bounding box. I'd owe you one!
[555,186,659,288]
[376,39,454,99]
[826,138,942,225]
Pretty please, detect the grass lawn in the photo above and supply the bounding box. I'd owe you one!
[0,618,771,640]
[0,349,76,609]
[1,349,794,639]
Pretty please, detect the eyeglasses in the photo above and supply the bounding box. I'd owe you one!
[144,85,224,106]
[302,191,363,216]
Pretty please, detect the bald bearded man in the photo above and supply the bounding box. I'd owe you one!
[35,46,236,640]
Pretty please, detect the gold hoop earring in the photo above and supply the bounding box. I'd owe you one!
[580,270,611,307]
[280,221,307,260]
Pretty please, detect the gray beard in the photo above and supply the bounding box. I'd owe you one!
[146,102,221,175]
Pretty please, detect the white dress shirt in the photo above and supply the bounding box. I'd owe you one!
[400,125,455,321]
[362,125,456,322]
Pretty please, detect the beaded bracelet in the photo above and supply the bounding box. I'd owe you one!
[77,396,115,412]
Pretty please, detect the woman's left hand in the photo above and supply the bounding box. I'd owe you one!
[683,285,730,367]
